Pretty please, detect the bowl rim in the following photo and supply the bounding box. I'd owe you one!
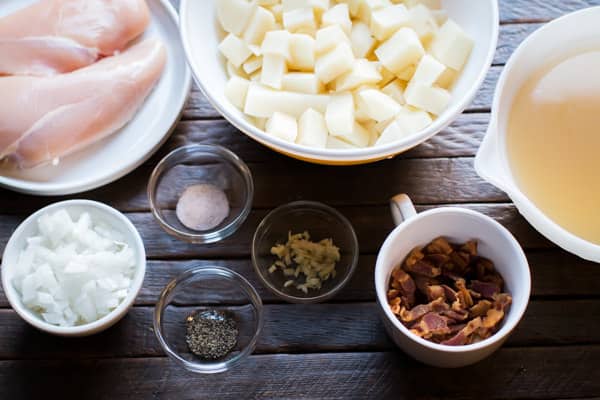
[147,144,254,244]
[1,199,147,336]
[153,265,264,374]
[178,0,500,163]
[251,201,360,304]
[375,206,531,353]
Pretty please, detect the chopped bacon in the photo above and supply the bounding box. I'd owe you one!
[412,312,452,339]
[470,280,501,299]
[425,237,453,255]
[399,297,448,323]
[454,278,474,309]
[405,247,425,268]
[442,285,458,303]
[441,308,469,322]
[391,267,416,307]
[469,300,492,318]
[425,285,446,302]
[389,297,402,315]
[450,250,471,272]
[460,240,478,256]
[405,259,441,277]
[441,317,483,346]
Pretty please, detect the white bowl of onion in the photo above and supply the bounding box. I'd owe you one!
[179,0,498,165]
[1,200,146,337]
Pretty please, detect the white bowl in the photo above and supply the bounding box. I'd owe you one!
[179,0,499,165]
[1,200,146,337]
[375,195,530,367]
[475,7,600,263]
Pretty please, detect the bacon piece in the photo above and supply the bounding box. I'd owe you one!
[412,312,452,339]
[399,297,448,323]
[441,308,469,322]
[441,317,482,346]
[460,240,478,256]
[389,297,402,315]
[405,259,441,277]
[469,300,492,318]
[425,237,453,255]
[470,280,501,299]
[414,276,438,294]
[405,247,425,268]
[391,267,416,307]
[424,253,450,267]
[450,250,471,272]
[425,284,446,302]
[442,284,458,302]
[454,278,474,309]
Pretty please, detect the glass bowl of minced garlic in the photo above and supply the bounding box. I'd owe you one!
[252,201,359,303]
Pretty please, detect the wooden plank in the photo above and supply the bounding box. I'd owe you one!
[0,204,551,262]
[0,299,598,360]
[495,24,542,65]
[1,347,599,399]
[500,0,600,23]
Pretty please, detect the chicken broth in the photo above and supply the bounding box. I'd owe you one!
[507,51,600,245]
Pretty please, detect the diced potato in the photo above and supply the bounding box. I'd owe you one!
[411,54,445,84]
[261,54,288,89]
[357,88,402,121]
[266,112,298,142]
[370,4,409,41]
[297,108,328,148]
[282,0,330,15]
[355,0,392,24]
[283,7,317,32]
[436,67,457,89]
[376,119,407,145]
[334,59,382,91]
[325,92,354,136]
[290,34,316,71]
[404,0,441,9]
[248,44,262,56]
[430,19,474,71]
[252,116,268,130]
[315,25,350,55]
[268,3,284,22]
[315,42,354,84]
[405,82,451,115]
[375,27,424,75]
[350,22,376,58]
[243,55,263,75]
[397,64,416,81]
[250,69,262,81]
[219,34,253,68]
[432,9,448,25]
[282,73,324,94]
[321,4,352,35]
[405,4,438,42]
[381,79,406,104]
[225,76,250,109]
[335,121,370,147]
[394,107,433,134]
[217,0,256,35]
[244,83,331,118]
[261,30,292,60]
[227,61,248,79]
[243,7,276,45]
[379,65,396,86]
[257,0,279,5]
[326,135,359,149]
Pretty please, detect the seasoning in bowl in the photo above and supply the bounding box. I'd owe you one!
[185,309,238,360]
[176,183,230,231]
[269,231,340,293]
[387,237,512,346]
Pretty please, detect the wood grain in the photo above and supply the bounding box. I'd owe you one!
[499,0,600,23]
[1,347,599,399]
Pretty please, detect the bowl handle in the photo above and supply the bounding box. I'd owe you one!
[390,194,417,226]
[474,121,511,194]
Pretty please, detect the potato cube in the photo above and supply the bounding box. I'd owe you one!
[244,83,331,117]
[357,88,402,122]
[243,6,276,45]
[297,108,328,148]
[261,54,288,89]
[355,0,392,24]
[248,44,262,56]
[404,0,441,10]
[436,67,457,89]
[219,34,253,68]
[243,55,263,75]
[430,19,474,70]
[375,27,425,75]
[411,54,445,84]
[394,107,432,134]
[326,135,358,149]
[315,25,350,55]
[283,7,317,32]
[268,3,284,22]
[370,4,409,41]
[227,61,248,79]
[217,0,256,35]
[261,30,292,60]
[376,119,407,145]
[257,0,279,5]
[405,82,450,115]
[250,70,261,81]
[290,34,316,71]
[282,73,324,94]
[315,42,354,84]
[334,59,382,91]
[405,4,438,42]
[350,22,376,58]
[397,64,416,81]
[381,79,406,104]
[266,112,298,142]
[321,4,352,36]
[225,76,250,109]
[379,65,396,86]
[335,122,370,147]
[325,92,354,136]
[282,0,330,15]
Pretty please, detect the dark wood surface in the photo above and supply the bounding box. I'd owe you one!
[2,1,600,399]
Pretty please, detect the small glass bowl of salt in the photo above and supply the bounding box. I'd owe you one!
[148,144,254,244]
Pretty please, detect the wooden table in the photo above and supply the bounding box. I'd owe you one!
[2,1,600,398]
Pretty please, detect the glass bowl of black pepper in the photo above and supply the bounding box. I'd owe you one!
[148,144,254,244]
[153,266,264,374]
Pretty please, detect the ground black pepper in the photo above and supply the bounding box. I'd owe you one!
[185,309,238,360]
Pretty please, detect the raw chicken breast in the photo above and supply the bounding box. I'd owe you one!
[0,38,166,169]
[0,0,150,76]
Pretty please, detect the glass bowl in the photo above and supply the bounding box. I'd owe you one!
[153,266,263,374]
[252,201,359,304]
[147,144,254,244]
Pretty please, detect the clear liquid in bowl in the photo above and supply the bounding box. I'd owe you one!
[507,50,600,245]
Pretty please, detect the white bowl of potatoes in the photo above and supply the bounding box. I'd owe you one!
[179,0,498,165]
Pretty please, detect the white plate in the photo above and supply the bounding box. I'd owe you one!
[0,0,192,196]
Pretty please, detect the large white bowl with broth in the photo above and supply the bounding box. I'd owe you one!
[475,7,600,263]
[179,0,499,165]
